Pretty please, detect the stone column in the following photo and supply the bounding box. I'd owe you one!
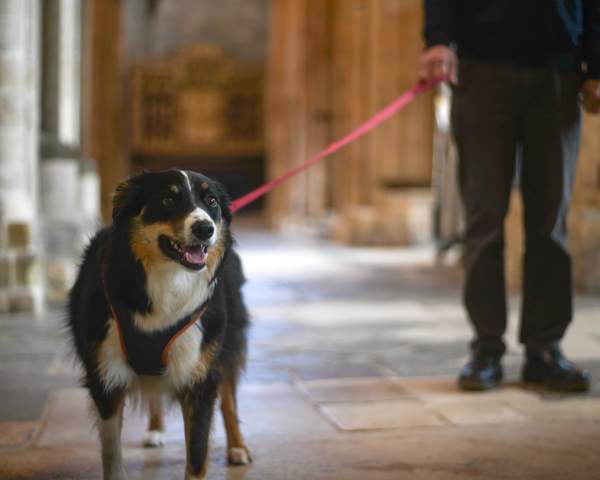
[40,0,100,302]
[82,0,128,223]
[0,0,43,312]
[42,0,81,144]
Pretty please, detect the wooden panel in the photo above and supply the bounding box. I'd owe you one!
[130,46,264,157]
[300,0,333,221]
[329,0,434,210]
[368,0,433,188]
[265,0,333,226]
[331,0,370,209]
[265,0,298,224]
[265,0,435,243]
[575,114,600,209]
[284,0,308,222]
[571,114,600,291]
[82,0,128,223]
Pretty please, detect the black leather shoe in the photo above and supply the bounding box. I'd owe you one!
[458,354,503,391]
[522,346,590,392]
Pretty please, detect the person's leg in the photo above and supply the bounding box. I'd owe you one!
[519,70,580,348]
[519,69,589,391]
[452,62,520,358]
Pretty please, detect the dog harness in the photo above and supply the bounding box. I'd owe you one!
[104,291,208,376]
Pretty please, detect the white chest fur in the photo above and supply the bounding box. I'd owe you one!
[98,263,215,392]
[135,262,214,332]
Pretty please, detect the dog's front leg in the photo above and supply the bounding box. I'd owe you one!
[179,375,220,480]
[143,394,166,447]
[91,387,128,480]
[220,370,251,465]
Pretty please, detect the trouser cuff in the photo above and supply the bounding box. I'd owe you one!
[470,337,506,357]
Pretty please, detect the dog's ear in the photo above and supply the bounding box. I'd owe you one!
[112,174,146,224]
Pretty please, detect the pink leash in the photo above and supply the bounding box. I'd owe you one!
[229,78,444,213]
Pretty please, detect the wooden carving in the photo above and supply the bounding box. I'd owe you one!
[131,45,263,157]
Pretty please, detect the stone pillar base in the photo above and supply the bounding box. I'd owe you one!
[328,189,434,246]
[0,220,44,314]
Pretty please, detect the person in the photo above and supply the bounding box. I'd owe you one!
[420,1,600,391]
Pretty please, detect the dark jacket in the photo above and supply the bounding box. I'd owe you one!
[423,0,600,78]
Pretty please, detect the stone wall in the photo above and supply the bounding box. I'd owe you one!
[0,0,43,313]
[124,0,269,64]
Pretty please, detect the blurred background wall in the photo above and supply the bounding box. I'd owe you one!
[0,0,42,312]
[0,0,598,315]
[124,0,269,64]
[265,0,435,245]
[123,0,268,216]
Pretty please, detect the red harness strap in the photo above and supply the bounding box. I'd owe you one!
[103,278,208,375]
[160,304,208,366]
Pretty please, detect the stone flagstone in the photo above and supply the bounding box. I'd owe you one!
[296,377,409,403]
[319,398,447,431]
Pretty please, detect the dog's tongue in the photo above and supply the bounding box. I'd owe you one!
[183,247,206,265]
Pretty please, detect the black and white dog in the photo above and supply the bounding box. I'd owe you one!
[68,169,251,480]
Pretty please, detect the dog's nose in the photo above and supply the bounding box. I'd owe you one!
[191,221,214,241]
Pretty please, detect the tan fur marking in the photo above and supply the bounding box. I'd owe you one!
[130,214,224,275]
[164,333,219,389]
[201,182,209,190]
[130,219,176,271]
[199,341,219,373]
[148,396,164,432]
[220,376,251,464]
[171,217,186,236]
[206,222,227,278]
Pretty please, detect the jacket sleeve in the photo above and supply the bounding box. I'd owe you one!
[584,0,600,78]
[423,0,455,47]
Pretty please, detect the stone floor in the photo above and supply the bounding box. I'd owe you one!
[1,220,600,479]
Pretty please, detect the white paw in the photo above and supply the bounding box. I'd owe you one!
[228,447,251,465]
[142,430,165,448]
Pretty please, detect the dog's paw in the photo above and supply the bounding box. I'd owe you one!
[228,446,252,465]
[142,429,165,448]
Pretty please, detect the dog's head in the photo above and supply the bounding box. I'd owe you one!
[112,169,232,272]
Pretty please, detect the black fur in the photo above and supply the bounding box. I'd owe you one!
[67,169,250,477]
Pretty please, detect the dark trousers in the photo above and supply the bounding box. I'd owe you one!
[451,61,582,357]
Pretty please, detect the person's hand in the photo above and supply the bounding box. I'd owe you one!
[419,45,458,85]
[582,79,600,114]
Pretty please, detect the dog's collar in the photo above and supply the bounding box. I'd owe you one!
[103,279,208,376]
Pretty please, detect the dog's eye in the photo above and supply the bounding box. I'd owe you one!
[162,197,175,207]
[206,195,217,208]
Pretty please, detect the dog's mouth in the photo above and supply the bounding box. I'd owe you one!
[158,235,209,270]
